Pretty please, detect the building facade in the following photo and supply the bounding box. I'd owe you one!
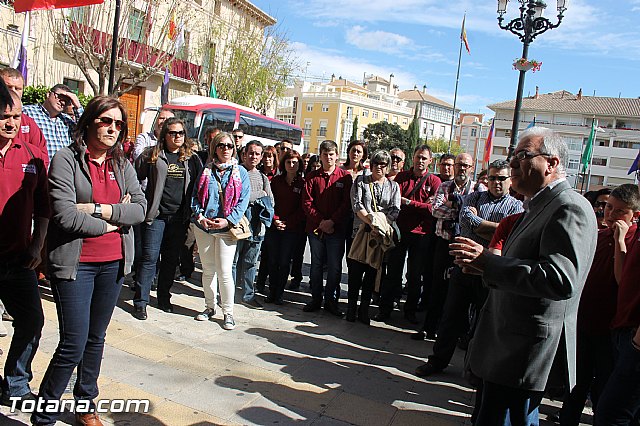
[398,87,459,142]
[488,89,640,190]
[456,112,490,175]
[0,0,274,135]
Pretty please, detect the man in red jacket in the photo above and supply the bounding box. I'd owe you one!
[302,140,352,316]
[375,144,441,323]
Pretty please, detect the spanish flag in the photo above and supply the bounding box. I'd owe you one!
[168,12,177,40]
[461,15,470,55]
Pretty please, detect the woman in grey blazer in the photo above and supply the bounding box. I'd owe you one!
[33,96,146,426]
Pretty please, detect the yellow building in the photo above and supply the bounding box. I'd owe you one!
[277,74,415,157]
[0,0,275,135]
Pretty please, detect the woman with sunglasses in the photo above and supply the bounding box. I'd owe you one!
[34,96,146,426]
[347,150,400,325]
[192,132,250,330]
[133,117,203,318]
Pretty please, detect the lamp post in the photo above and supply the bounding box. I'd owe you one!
[497,0,567,158]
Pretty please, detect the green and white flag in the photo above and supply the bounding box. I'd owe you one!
[580,118,597,174]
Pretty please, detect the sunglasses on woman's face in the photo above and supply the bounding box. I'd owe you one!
[217,143,235,150]
[95,116,125,131]
[167,130,185,138]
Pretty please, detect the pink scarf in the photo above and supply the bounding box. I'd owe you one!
[196,158,242,217]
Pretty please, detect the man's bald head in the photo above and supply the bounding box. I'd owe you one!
[454,153,473,184]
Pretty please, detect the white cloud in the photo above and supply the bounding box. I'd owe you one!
[345,26,412,54]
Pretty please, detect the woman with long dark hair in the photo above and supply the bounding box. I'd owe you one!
[192,132,250,330]
[133,117,202,318]
[260,145,279,180]
[265,150,305,304]
[342,139,368,180]
[33,96,146,425]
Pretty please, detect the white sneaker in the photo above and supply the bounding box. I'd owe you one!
[194,308,215,321]
[223,314,235,330]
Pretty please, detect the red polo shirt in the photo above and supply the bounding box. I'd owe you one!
[79,155,123,262]
[611,225,640,330]
[0,140,49,259]
[489,213,523,251]
[302,166,352,235]
[271,174,306,233]
[394,170,441,235]
[14,114,49,168]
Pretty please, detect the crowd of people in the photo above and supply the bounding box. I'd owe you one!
[1,67,639,425]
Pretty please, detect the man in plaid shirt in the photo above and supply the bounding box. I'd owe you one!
[23,84,82,162]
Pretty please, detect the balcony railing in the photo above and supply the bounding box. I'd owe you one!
[66,21,200,81]
[317,128,327,136]
[302,91,413,116]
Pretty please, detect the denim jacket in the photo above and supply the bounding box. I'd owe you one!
[246,195,275,242]
[191,166,250,234]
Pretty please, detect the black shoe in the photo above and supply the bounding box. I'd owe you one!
[411,330,426,341]
[346,309,356,322]
[288,280,301,290]
[275,298,284,305]
[426,332,437,340]
[303,301,321,312]
[415,362,443,378]
[264,296,275,303]
[404,312,419,324]
[324,302,344,317]
[158,302,173,313]
[357,312,370,326]
[373,311,390,322]
[1,390,37,409]
[242,299,263,309]
[133,306,147,320]
[176,275,187,282]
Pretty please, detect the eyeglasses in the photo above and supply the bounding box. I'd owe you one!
[594,201,608,208]
[455,163,473,169]
[487,175,509,182]
[391,155,404,162]
[217,143,235,150]
[167,130,185,138]
[95,116,125,131]
[372,162,388,168]
[51,92,71,105]
[233,134,244,139]
[513,151,550,161]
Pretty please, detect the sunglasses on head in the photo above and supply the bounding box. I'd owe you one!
[167,130,185,137]
[217,143,235,150]
[96,116,125,131]
[487,175,509,182]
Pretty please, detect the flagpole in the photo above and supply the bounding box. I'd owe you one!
[448,38,463,153]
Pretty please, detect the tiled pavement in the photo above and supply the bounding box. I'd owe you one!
[0,263,590,425]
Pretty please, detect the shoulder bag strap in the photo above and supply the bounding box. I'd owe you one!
[369,181,379,213]
[406,172,430,199]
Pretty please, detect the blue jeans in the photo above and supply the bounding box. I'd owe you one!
[266,229,300,301]
[308,232,345,306]
[233,239,263,302]
[475,381,544,426]
[135,217,188,307]
[33,261,123,424]
[594,328,640,425]
[0,262,44,397]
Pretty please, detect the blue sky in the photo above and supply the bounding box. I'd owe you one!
[251,0,640,119]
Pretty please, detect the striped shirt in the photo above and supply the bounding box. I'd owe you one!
[459,190,524,247]
[23,104,81,161]
[432,179,475,240]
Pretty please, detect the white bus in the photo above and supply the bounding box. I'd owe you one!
[153,95,304,152]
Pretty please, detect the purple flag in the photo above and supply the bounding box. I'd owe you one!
[161,67,169,105]
[12,11,30,84]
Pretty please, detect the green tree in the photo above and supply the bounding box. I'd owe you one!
[363,121,409,153]
[350,116,359,142]
[406,109,420,153]
[427,137,463,158]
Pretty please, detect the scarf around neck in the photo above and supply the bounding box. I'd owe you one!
[196,157,243,218]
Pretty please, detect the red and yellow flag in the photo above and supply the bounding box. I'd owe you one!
[168,11,177,40]
[461,15,470,54]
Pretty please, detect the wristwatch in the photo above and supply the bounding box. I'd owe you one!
[405,198,411,206]
[92,203,102,218]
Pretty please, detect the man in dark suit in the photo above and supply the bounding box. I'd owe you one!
[449,127,597,425]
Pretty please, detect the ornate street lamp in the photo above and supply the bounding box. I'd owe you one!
[498,0,567,158]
